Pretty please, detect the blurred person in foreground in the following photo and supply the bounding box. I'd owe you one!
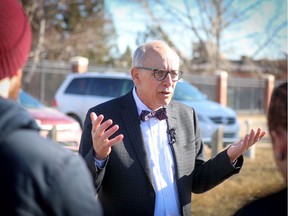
[79,40,266,216]
[234,82,287,216]
[0,0,102,215]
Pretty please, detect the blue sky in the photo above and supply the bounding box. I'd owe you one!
[106,0,287,60]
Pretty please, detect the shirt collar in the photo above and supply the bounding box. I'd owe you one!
[132,87,151,116]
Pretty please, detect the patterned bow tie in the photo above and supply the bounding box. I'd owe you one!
[140,108,168,122]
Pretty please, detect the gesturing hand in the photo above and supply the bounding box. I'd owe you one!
[227,128,266,163]
[90,112,124,160]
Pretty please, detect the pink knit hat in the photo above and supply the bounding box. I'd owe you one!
[0,0,32,80]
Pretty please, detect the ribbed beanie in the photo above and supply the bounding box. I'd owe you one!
[0,0,32,80]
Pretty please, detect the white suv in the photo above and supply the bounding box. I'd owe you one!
[54,72,239,145]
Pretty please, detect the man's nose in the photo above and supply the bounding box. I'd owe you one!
[162,72,173,86]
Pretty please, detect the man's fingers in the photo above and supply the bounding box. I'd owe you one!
[97,124,120,145]
[90,112,97,122]
[253,128,261,143]
[242,134,249,144]
[228,128,267,162]
[252,128,267,143]
[90,112,104,133]
[242,134,250,151]
[97,119,113,137]
[89,113,123,159]
[257,130,266,141]
[91,113,114,138]
[260,131,266,139]
[106,134,124,147]
[103,124,120,140]
[247,129,255,146]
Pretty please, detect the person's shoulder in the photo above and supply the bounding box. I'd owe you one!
[89,90,132,112]
[170,99,192,109]
[4,129,91,187]
[169,99,196,114]
[1,129,102,215]
[167,100,199,123]
[4,129,77,167]
[234,188,287,216]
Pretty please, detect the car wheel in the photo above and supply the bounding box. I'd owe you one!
[68,114,83,129]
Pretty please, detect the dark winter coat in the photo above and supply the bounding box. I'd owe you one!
[0,97,102,215]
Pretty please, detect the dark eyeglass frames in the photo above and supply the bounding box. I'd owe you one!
[135,66,183,82]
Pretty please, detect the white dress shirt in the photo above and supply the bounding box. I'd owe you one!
[133,88,180,216]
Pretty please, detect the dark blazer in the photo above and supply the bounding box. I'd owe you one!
[79,90,243,216]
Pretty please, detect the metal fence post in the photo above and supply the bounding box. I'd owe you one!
[211,126,223,157]
[48,126,57,142]
[215,70,228,107]
[263,74,275,113]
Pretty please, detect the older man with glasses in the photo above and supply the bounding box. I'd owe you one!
[79,40,265,216]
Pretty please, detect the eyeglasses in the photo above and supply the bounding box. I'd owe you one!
[136,66,183,82]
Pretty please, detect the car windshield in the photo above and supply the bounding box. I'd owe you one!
[173,81,207,101]
[18,91,45,108]
[65,77,134,98]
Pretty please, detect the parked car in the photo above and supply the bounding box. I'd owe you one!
[54,72,239,146]
[172,81,239,145]
[54,72,134,128]
[18,90,82,151]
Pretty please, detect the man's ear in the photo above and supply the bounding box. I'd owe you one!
[270,130,287,161]
[131,68,140,82]
[9,69,22,100]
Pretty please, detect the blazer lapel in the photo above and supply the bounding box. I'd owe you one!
[166,103,185,177]
[119,91,154,186]
[166,102,188,211]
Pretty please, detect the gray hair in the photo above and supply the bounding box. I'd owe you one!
[132,40,180,68]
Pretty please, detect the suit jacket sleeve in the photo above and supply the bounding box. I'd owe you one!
[168,101,243,194]
[79,107,106,191]
[191,108,243,193]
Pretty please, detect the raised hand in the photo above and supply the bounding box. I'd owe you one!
[90,112,124,160]
[227,128,266,162]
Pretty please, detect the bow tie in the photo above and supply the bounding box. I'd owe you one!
[140,108,168,122]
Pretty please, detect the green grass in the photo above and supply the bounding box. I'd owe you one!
[191,144,286,216]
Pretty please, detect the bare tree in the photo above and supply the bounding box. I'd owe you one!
[21,0,118,82]
[135,0,286,73]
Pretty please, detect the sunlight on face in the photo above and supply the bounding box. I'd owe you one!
[134,42,179,110]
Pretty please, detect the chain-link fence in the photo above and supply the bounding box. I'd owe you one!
[22,61,285,113]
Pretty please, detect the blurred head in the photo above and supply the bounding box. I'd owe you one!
[268,82,287,182]
[131,40,181,110]
[0,0,31,100]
